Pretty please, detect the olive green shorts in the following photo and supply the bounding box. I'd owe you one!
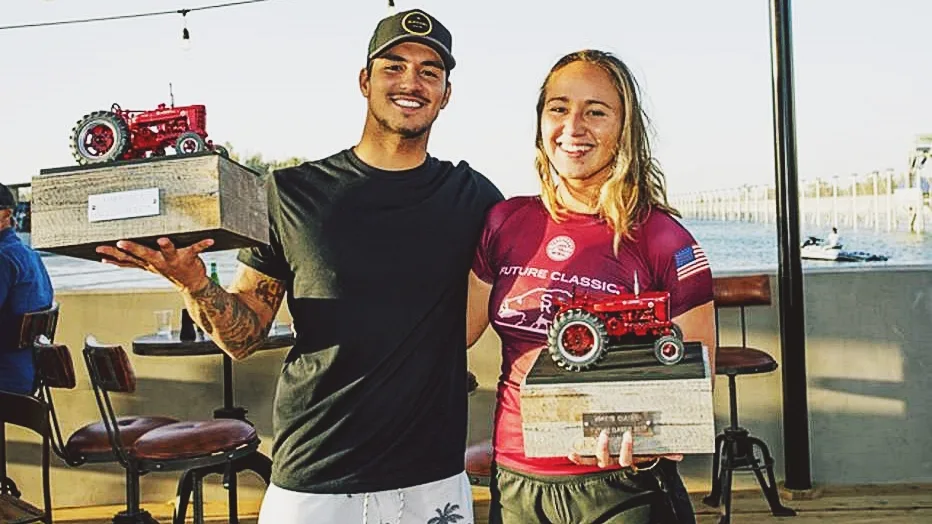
[488,461,694,524]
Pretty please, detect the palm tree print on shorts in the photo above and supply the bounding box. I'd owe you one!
[427,502,465,523]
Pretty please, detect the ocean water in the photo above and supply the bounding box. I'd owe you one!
[685,219,932,271]
[38,219,932,291]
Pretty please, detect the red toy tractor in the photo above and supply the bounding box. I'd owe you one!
[546,276,685,371]
[70,100,227,165]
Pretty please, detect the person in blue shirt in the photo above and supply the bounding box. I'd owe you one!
[0,183,53,395]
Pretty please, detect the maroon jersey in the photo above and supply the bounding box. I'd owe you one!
[472,196,713,476]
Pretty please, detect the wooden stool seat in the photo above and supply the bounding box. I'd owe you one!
[133,419,258,461]
[64,416,179,459]
[465,439,493,485]
[715,346,778,376]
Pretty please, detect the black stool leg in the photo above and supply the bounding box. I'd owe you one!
[224,450,273,523]
[703,433,727,507]
[112,469,158,524]
[172,469,194,524]
[707,374,741,514]
[0,425,22,499]
[705,371,796,522]
[223,462,239,524]
[717,439,736,524]
[176,461,245,524]
[748,436,796,517]
[192,470,205,524]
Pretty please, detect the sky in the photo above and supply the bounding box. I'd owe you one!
[2,0,930,199]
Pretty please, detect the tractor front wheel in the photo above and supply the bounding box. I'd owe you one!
[547,309,609,371]
[653,335,685,366]
[70,111,130,165]
[213,145,229,158]
[175,132,206,155]
[671,322,683,341]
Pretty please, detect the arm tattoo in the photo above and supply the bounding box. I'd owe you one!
[187,279,273,360]
[255,278,285,309]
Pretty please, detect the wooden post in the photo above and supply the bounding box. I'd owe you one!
[887,169,894,232]
[816,177,822,229]
[832,176,839,227]
[850,174,858,231]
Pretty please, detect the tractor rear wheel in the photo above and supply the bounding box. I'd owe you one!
[175,132,206,155]
[547,309,609,371]
[653,335,685,366]
[71,111,130,165]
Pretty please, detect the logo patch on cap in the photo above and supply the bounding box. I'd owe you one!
[401,11,432,36]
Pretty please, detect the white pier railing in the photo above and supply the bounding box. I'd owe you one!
[670,169,930,234]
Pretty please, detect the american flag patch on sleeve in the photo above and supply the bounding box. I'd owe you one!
[674,244,710,281]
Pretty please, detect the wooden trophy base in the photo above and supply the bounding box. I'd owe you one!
[520,341,716,457]
[30,152,268,261]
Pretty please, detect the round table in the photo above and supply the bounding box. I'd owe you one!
[133,322,295,356]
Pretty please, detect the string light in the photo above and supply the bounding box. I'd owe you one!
[180,9,192,51]
[0,0,271,31]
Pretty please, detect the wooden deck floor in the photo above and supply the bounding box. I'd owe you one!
[8,484,930,523]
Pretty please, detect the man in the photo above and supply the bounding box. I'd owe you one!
[97,7,503,523]
[0,183,54,395]
[827,227,841,248]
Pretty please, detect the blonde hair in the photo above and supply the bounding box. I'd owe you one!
[535,50,679,246]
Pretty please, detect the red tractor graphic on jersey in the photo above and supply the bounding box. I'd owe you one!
[70,90,227,165]
[546,273,685,371]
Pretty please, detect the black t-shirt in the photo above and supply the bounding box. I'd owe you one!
[237,148,503,493]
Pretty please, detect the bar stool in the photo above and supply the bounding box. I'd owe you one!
[33,339,179,469]
[0,391,52,524]
[0,302,60,502]
[464,368,491,487]
[702,274,796,523]
[82,336,261,524]
[465,438,493,487]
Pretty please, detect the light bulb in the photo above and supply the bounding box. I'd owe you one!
[179,10,192,52]
[181,27,192,51]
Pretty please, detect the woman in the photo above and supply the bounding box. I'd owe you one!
[467,50,716,523]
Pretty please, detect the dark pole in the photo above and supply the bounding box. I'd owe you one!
[767,0,812,490]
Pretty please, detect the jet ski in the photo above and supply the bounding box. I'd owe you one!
[800,237,888,262]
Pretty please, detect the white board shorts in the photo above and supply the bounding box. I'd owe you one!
[257,471,475,524]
